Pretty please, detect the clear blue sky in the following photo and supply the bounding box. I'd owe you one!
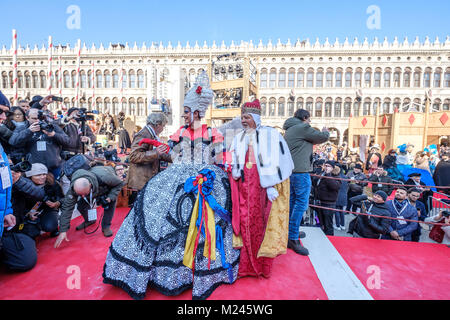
[1,0,449,47]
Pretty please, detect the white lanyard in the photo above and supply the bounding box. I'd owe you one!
[146,125,160,142]
[82,190,96,209]
[393,200,408,217]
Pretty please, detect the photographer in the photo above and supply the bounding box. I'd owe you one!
[0,100,37,272]
[54,165,124,248]
[369,167,394,196]
[9,108,70,179]
[11,163,62,239]
[0,92,14,157]
[62,108,97,159]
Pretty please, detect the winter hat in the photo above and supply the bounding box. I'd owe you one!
[374,190,388,202]
[25,163,48,177]
[241,99,262,127]
[354,163,363,170]
[183,71,214,118]
[0,91,10,108]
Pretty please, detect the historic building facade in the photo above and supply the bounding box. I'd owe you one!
[1,36,450,142]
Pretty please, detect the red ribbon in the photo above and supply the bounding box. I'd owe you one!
[196,86,202,94]
[138,139,170,154]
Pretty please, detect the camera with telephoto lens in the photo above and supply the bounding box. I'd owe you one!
[75,108,97,122]
[97,195,111,210]
[37,110,55,132]
[10,160,32,173]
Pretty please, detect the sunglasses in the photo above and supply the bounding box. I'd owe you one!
[0,109,12,116]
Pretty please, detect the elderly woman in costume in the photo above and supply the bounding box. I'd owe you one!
[103,72,239,300]
[229,100,294,278]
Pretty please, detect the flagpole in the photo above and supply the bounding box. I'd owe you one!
[12,29,18,105]
[75,39,81,108]
[47,36,53,109]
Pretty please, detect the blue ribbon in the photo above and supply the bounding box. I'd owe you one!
[216,225,234,283]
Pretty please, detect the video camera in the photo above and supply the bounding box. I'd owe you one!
[10,161,32,173]
[37,110,55,132]
[75,108,98,122]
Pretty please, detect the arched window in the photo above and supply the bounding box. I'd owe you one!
[384,68,391,88]
[355,68,362,87]
[260,97,267,116]
[80,70,87,88]
[443,99,450,111]
[445,68,450,88]
[104,70,111,88]
[433,98,441,112]
[2,72,8,88]
[129,70,136,88]
[324,98,332,117]
[374,68,381,87]
[307,68,314,87]
[71,70,77,88]
[96,70,103,88]
[373,98,381,115]
[112,70,119,88]
[353,98,360,116]
[316,68,324,88]
[403,68,411,87]
[383,98,391,114]
[335,68,343,88]
[297,68,305,87]
[260,69,267,88]
[40,71,46,89]
[334,98,342,117]
[112,97,119,114]
[138,70,145,88]
[129,98,136,115]
[8,72,13,89]
[104,98,111,113]
[287,99,295,116]
[326,68,333,87]
[278,68,286,88]
[363,98,371,116]
[345,68,352,87]
[122,71,128,89]
[296,97,304,111]
[269,98,276,116]
[17,72,23,89]
[344,98,352,117]
[63,71,70,88]
[95,97,103,111]
[269,68,276,88]
[288,68,295,88]
[414,68,421,87]
[393,98,401,113]
[306,97,313,114]
[315,98,323,117]
[402,98,411,112]
[364,68,372,87]
[278,97,285,117]
[137,98,145,116]
[434,68,442,87]
[423,68,432,88]
[393,68,401,88]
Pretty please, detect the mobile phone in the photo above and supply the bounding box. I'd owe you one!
[52,96,63,102]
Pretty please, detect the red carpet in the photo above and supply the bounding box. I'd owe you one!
[329,236,450,300]
[0,208,327,300]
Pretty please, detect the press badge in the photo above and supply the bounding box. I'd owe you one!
[398,216,407,225]
[88,209,97,222]
[378,184,383,188]
[0,167,12,189]
[37,141,47,152]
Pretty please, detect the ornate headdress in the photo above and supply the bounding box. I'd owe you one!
[183,71,214,118]
[241,99,261,116]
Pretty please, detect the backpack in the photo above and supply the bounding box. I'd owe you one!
[62,154,91,179]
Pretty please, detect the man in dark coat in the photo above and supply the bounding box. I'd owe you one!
[405,172,432,214]
[433,153,450,195]
[348,191,391,239]
[369,167,394,196]
[313,161,342,236]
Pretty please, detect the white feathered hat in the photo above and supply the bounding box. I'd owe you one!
[183,71,214,118]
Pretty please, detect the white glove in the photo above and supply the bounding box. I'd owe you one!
[266,187,279,202]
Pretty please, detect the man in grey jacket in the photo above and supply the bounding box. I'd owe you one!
[54,166,124,248]
[283,109,329,255]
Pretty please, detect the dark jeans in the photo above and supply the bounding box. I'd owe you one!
[334,205,345,227]
[318,202,336,236]
[39,209,59,233]
[0,233,37,272]
[347,191,363,214]
[77,197,117,230]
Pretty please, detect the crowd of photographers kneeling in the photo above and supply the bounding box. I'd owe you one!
[0,91,126,272]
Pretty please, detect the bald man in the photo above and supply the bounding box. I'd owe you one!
[55,166,124,248]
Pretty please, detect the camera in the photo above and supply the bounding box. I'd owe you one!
[442,211,450,218]
[75,108,97,122]
[43,195,57,203]
[37,110,55,132]
[11,161,32,173]
[97,195,111,210]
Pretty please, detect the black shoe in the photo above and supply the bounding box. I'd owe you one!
[76,220,96,231]
[299,231,306,239]
[288,239,309,256]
